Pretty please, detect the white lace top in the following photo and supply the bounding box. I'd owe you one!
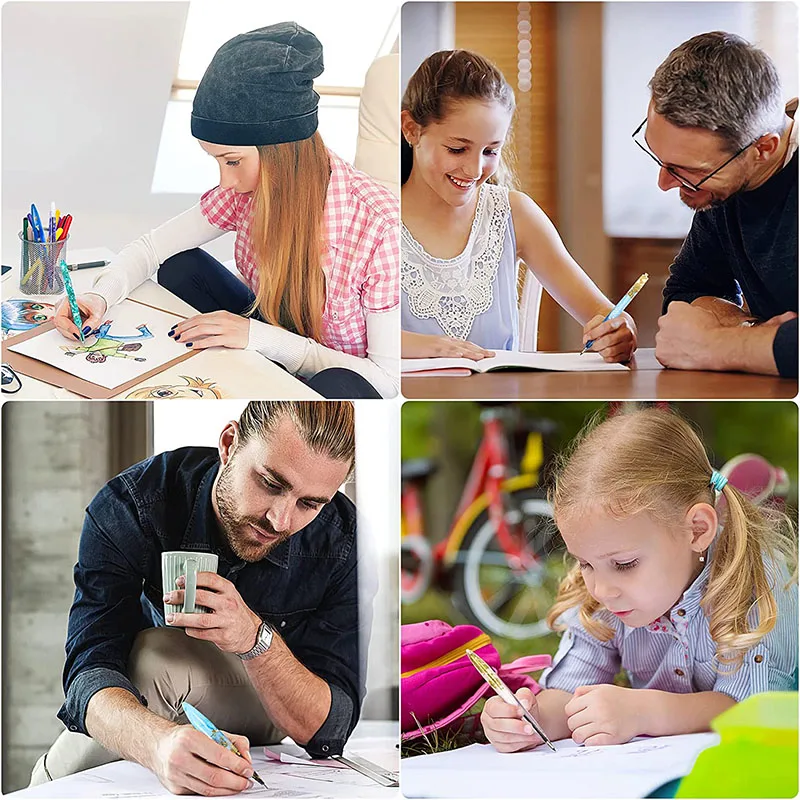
[401,183,519,350]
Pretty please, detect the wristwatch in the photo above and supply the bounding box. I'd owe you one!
[237,620,274,661]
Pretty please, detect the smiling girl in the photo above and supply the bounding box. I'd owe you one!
[53,23,398,398]
[481,408,797,750]
[401,50,636,362]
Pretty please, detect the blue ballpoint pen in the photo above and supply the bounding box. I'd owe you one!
[581,273,649,355]
[182,702,266,788]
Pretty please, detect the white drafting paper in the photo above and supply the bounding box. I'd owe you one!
[8,300,188,390]
[401,733,720,798]
[401,351,629,375]
[8,749,398,799]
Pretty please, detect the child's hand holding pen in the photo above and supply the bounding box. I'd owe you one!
[582,310,637,363]
[53,293,108,341]
[481,687,549,753]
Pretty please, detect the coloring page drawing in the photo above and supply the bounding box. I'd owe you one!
[7,299,188,389]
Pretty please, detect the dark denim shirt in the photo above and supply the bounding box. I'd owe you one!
[58,447,363,758]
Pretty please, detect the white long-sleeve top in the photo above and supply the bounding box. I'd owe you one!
[88,202,399,398]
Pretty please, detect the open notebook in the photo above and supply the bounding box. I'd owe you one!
[402,351,630,376]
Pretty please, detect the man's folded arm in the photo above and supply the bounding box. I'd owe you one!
[58,486,151,734]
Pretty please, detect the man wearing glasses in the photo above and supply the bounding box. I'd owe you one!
[637,32,797,378]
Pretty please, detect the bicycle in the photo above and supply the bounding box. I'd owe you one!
[401,405,562,640]
[401,403,792,641]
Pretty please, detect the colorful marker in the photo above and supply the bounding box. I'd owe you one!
[581,273,649,355]
[182,702,266,788]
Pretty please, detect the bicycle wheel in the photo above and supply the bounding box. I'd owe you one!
[452,486,565,639]
[401,534,434,605]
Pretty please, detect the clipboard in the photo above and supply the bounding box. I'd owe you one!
[1,298,198,399]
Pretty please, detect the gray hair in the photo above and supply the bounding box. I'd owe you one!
[649,32,786,151]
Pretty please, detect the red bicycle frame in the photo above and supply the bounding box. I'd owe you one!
[430,408,535,572]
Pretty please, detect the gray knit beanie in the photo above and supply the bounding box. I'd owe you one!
[191,22,324,146]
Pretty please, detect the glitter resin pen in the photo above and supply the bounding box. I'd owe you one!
[466,648,557,752]
[581,272,649,355]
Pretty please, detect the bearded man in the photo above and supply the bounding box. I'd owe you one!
[30,401,361,796]
[642,32,797,378]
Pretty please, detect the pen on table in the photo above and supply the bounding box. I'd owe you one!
[59,259,85,343]
[580,272,649,355]
[465,649,557,752]
[182,702,267,788]
[67,260,109,271]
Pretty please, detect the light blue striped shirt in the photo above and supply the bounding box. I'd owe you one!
[540,553,798,700]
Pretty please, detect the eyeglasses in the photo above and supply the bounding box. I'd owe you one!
[631,118,757,192]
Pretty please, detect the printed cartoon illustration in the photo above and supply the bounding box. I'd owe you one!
[125,375,225,399]
[61,320,154,363]
[2,299,55,337]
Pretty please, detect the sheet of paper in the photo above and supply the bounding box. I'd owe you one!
[401,733,719,798]
[8,299,188,389]
[401,351,628,374]
[9,750,398,799]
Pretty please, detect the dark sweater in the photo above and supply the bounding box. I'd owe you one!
[663,149,798,378]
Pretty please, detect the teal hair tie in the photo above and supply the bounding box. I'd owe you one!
[709,469,728,492]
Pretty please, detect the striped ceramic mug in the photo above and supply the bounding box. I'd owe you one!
[161,551,219,620]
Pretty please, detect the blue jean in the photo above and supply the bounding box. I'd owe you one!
[157,250,381,398]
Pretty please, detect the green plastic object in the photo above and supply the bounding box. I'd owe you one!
[676,692,798,798]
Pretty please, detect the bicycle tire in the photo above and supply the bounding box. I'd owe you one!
[451,486,564,640]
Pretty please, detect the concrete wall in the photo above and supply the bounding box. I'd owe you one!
[2,403,114,792]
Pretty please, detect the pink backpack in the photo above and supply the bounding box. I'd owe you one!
[401,620,551,741]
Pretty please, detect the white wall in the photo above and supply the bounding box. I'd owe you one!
[400,1,454,91]
[603,1,799,238]
[1,1,235,266]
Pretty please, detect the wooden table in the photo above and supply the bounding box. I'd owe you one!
[402,349,797,400]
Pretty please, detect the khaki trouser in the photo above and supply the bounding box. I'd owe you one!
[30,627,283,786]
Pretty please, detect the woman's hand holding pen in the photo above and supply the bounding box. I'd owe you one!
[169,311,250,350]
[53,293,107,340]
[151,723,254,796]
[565,684,643,746]
[164,572,262,654]
[582,311,637,362]
[481,687,545,753]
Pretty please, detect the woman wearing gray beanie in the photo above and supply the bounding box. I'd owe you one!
[52,23,398,399]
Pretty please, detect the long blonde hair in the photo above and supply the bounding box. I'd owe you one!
[547,408,797,671]
[249,131,330,343]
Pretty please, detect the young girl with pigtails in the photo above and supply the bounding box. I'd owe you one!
[482,408,797,751]
[401,50,637,362]
[52,23,399,399]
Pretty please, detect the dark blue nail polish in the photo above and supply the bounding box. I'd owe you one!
[185,342,193,348]
[73,333,80,340]
[82,325,91,335]
[170,324,177,330]
[174,334,180,341]
[168,330,174,337]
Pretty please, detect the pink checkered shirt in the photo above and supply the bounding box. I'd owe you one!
[199,149,399,357]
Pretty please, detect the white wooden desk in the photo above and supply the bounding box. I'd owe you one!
[2,252,319,399]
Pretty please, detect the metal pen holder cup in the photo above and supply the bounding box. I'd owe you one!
[19,231,68,295]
